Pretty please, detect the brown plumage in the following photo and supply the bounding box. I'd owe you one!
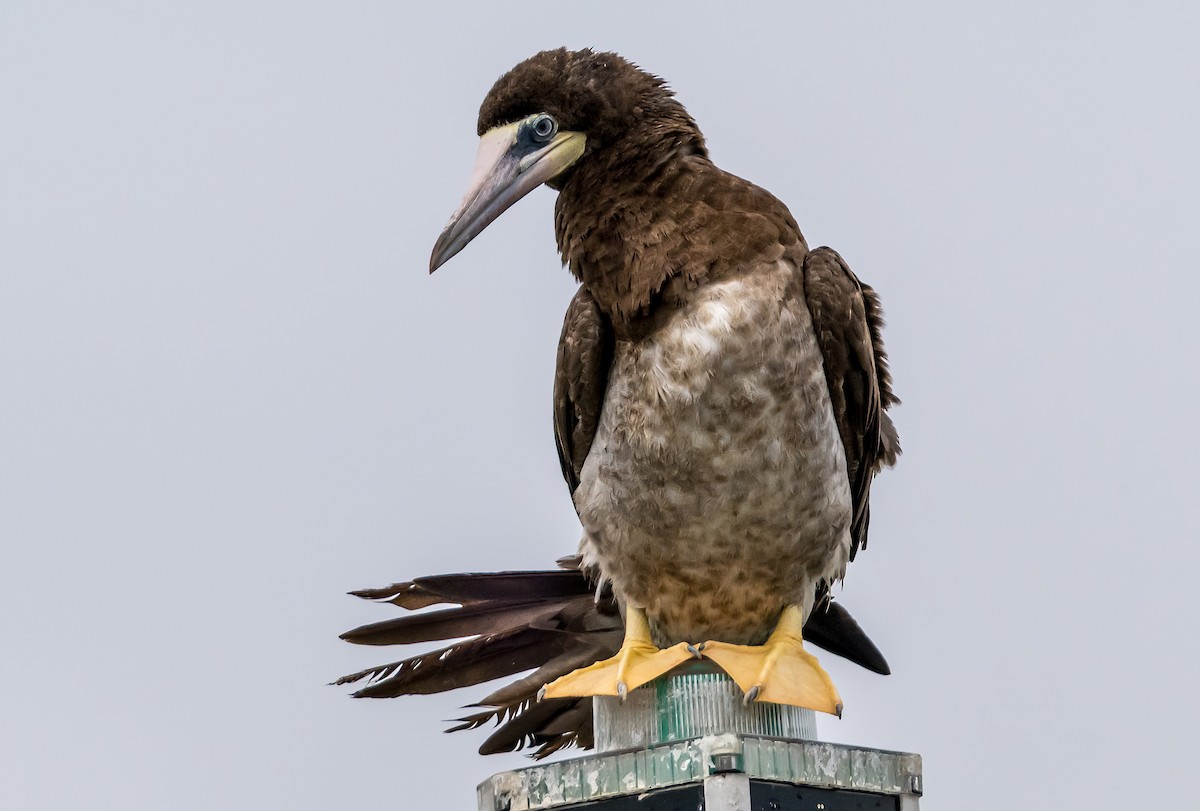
[339,48,900,756]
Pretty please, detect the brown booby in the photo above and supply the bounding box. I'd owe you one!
[338,48,899,754]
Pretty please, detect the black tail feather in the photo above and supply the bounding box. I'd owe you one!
[805,600,891,675]
[340,600,572,646]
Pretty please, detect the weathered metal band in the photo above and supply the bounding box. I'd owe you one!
[477,734,923,811]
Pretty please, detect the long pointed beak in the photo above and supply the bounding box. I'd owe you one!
[429,123,585,273]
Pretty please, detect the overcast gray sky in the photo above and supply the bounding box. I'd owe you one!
[2,3,1198,809]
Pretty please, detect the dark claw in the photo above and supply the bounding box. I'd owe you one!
[744,685,762,705]
[536,686,547,702]
[835,703,844,719]
[687,642,706,659]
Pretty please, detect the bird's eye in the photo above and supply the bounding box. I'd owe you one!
[530,114,558,142]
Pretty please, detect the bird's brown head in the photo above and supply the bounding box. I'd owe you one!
[429,48,706,272]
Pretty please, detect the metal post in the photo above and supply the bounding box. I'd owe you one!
[477,664,922,810]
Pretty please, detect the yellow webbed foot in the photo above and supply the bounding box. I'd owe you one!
[539,639,694,699]
[539,607,694,699]
[700,606,843,716]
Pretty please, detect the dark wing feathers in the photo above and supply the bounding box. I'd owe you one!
[478,697,592,757]
[477,641,619,709]
[337,564,620,755]
[337,626,568,698]
[337,563,890,756]
[350,570,587,608]
[339,601,570,647]
[553,286,614,494]
[802,246,900,560]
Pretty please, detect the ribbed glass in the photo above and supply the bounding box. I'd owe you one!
[593,661,817,751]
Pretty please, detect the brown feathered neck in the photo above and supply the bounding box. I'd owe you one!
[479,49,806,334]
[556,143,807,335]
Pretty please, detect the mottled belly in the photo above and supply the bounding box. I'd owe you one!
[574,263,853,646]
